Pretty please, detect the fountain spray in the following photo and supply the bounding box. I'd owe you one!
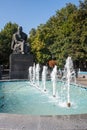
[35,64,40,87]
[42,66,47,91]
[51,65,57,97]
[29,66,33,82]
[65,56,74,107]
[32,63,36,83]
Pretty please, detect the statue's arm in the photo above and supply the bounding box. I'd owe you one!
[22,32,28,43]
[11,34,20,50]
[11,35,15,50]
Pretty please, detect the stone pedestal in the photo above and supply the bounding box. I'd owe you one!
[0,65,2,80]
[9,54,34,79]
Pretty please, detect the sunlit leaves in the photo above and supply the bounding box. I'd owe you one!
[29,1,87,70]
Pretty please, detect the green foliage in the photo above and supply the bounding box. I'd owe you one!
[29,1,87,70]
[29,24,51,64]
[0,22,18,65]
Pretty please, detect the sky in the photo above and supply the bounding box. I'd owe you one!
[0,0,80,34]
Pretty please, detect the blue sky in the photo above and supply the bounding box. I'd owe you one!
[0,0,80,34]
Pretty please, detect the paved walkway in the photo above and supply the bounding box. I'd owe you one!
[76,77,87,87]
[0,113,87,130]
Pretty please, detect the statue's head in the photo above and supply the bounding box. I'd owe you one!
[18,26,23,33]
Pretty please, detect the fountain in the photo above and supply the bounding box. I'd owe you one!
[51,65,57,97]
[63,56,75,107]
[28,66,33,82]
[32,63,36,83]
[42,65,47,91]
[28,57,76,107]
[65,57,71,107]
[35,63,40,87]
[0,56,87,115]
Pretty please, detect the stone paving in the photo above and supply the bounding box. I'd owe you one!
[76,77,87,87]
[0,113,87,130]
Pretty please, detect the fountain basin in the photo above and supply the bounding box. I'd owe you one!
[0,80,87,115]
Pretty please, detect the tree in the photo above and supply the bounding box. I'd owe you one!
[0,22,18,65]
[28,1,87,70]
[29,24,51,64]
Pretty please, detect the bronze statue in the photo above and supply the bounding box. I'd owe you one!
[11,26,30,54]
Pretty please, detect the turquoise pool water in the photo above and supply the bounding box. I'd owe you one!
[0,80,87,115]
[79,71,87,75]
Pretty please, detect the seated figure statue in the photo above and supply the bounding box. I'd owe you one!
[11,26,30,54]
